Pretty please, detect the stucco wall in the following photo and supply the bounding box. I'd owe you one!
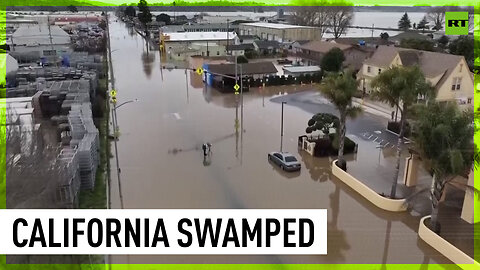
[331,160,407,212]
[418,216,479,267]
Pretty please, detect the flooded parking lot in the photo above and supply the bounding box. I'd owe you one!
[107,16,454,265]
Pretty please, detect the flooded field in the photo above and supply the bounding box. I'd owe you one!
[107,16,454,266]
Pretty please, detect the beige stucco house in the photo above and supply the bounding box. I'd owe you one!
[357,45,474,109]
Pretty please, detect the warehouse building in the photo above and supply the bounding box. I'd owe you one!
[239,22,321,43]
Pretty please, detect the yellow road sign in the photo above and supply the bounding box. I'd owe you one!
[110,90,117,97]
[111,97,117,104]
[234,91,239,95]
[196,67,204,75]
[234,84,240,91]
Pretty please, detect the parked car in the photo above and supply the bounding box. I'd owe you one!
[268,152,301,171]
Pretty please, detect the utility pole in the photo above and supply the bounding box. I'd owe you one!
[280,101,286,152]
[371,24,374,39]
[240,64,244,164]
[47,16,57,67]
[226,19,230,55]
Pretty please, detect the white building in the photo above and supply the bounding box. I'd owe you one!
[198,15,249,24]
[163,31,237,57]
[10,24,72,58]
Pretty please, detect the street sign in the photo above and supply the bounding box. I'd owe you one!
[110,90,117,97]
[111,97,117,104]
[234,84,240,91]
[196,67,204,75]
[234,91,239,95]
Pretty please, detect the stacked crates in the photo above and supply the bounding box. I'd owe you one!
[56,147,81,208]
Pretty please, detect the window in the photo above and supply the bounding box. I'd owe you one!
[216,51,220,55]
[273,153,282,160]
[367,66,371,73]
[451,77,462,91]
[378,68,382,74]
[285,156,297,162]
[468,98,472,104]
[43,50,56,56]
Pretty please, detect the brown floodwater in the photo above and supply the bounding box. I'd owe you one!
[107,16,455,266]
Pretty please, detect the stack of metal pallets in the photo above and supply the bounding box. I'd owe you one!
[68,103,99,190]
[56,147,81,208]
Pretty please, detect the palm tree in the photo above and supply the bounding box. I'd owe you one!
[370,66,434,198]
[318,70,362,170]
[411,102,475,232]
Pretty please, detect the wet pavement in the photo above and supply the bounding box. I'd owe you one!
[107,15,456,265]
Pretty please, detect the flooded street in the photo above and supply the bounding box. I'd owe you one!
[107,16,454,266]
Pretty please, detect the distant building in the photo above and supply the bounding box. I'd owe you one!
[228,44,255,56]
[389,31,432,46]
[183,23,239,33]
[239,22,321,42]
[328,37,393,48]
[253,40,280,55]
[298,40,372,70]
[53,16,102,26]
[357,45,474,109]
[10,24,72,58]
[169,42,226,61]
[234,35,259,45]
[163,31,237,56]
[289,40,310,53]
[199,15,250,24]
[283,65,321,77]
[203,62,278,92]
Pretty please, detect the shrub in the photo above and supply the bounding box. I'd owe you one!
[387,121,411,138]
[329,133,357,154]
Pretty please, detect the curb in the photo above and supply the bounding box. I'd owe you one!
[418,216,479,267]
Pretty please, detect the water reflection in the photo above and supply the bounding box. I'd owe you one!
[141,40,155,78]
[267,160,301,179]
[298,150,332,183]
[327,185,351,262]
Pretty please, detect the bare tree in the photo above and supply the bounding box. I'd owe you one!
[292,1,352,39]
[327,5,354,39]
[427,6,446,30]
[5,106,63,209]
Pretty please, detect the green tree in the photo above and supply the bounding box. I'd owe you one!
[137,0,152,29]
[448,36,474,70]
[380,32,389,40]
[411,102,475,232]
[400,38,434,51]
[398,12,412,30]
[417,16,429,31]
[124,6,136,17]
[306,113,340,137]
[320,47,345,73]
[156,13,171,24]
[236,55,249,64]
[370,66,434,198]
[67,5,78,13]
[318,71,362,170]
[437,35,449,49]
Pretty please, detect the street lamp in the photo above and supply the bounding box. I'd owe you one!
[115,98,139,110]
[112,98,139,138]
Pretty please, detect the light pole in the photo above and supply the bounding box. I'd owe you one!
[280,101,287,152]
[113,98,139,139]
